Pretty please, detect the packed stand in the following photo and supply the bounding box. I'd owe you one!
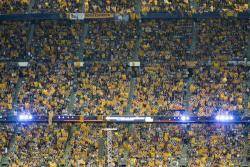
[141,0,191,14]
[17,62,74,115]
[0,0,30,14]
[75,63,129,115]
[0,124,248,166]
[141,0,248,14]
[83,21,136,61]
[0,21,28,61]
[194,0,248,14]
[140,20,192,63]
[9,123,69,166]
[188,63,247,116]
[112,124,186,166]
[68,124,106,166]
[188,124,247,166]
[32,0,82,13]
[0,63,19,115]
[195,19,248,61]
[0,0,248,14]
[131,64,188,116]
[29,21,82,62]
[0,125,14,159]
[112,124,248,166]
[84,0,135,14]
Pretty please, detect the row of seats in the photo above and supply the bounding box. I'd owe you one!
[0,0,248,14]
[1,124,248,166]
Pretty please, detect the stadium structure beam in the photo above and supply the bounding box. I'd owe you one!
[125,0,142,115]
[103,128,117,167]
[1,115,249,123]
[248,27,250,61]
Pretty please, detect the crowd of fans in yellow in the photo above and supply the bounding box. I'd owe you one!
[9,124,69,166]
[75,63,130,115]
[0,1,249,166]
[0,19,249,117]
[18,62,74,115]
[0,0,248,14]
[0,64,19,113]
[1,124,246,166]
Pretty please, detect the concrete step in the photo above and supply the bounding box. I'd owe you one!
[126,78,136,114]
[12,78,24,111]
[28,0,36,12]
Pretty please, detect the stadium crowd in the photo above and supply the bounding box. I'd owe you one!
[0,64,19,115]
[141,0,248,14]
[0,19,248,116]
[9,124,69,166]
[17,62,74,115]
[83,21,136,61]
[0,125,13,160]
[0,1,249,166]
[75,63,130,115]
[0,124,246,166]
[0,0,248,14]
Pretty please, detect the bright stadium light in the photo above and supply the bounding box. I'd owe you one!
[215,114,233,121]
[180,115,190,121]
[19,113,33,121]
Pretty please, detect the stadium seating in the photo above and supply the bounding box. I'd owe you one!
[195,19,248,61]
[68,124,106,166]
[0,22,28,61]
[9,124,69,166]
[141,0,248,14]
[189,64,247,116]
[75,63,129,115]
[0,1,249,166]
[131,64,187,116]
[0,0,29,14]
[0,64,19,114]
[0,125,14,159]
[0,0,248,14]
[84,0,135,13]
[17,62,74,115]
[0,124,246,166]
[29,21,82,62]
[83,21,137,61]
[140,20,192,62]
[0,19,248,117]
